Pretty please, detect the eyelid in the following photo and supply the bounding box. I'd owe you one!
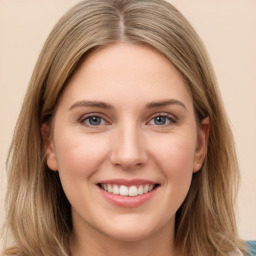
[147,112,177,125]
[78,112,177,126]
[79,113,110,126]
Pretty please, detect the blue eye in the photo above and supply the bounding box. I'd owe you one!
[148,115,175,126]
[83,116,106,126]
[155,116,167,125]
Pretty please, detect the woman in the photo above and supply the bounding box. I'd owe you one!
[1,0,253,255]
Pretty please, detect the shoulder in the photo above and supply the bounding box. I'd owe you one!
[247,241,256,256]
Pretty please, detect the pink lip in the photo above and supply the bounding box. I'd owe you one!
[97,178,157,186]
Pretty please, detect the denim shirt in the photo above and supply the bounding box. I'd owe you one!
[247,241,256,256]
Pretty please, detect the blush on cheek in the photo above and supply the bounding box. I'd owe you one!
[157,138,195,169]
[56,134,110,177]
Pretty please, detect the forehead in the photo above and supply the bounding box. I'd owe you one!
[59,43,193,110]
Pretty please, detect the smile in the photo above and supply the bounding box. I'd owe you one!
[99,184,159,197]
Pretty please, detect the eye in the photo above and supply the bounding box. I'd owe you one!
[81,115,107,126]
[148,114,176,126]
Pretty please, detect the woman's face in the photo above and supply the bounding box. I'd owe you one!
[44,43,208,242]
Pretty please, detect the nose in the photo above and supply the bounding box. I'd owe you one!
[110,124,148,170]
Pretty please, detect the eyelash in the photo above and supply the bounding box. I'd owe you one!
[148,113,177,126]
[80,114,108,127]
[79,113,177,127]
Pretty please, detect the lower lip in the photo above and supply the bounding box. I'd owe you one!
[98,186,159,208]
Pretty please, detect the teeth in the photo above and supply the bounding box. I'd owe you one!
[100,184,157,197]
[149,184,154,191]
[137,185,144,195]
[107,184,113,193]
[120,185,128,196]
[143,184,149,193]
[128,186,137,197]
[112,185,119,195]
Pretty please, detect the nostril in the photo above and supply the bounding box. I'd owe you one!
[109,133,148,168]
[110,153,147,170]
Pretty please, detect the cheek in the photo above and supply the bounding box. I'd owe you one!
[152,132,196,169]
[54,130,109,180]
[151,133,196,189]
[53,131,111,208]
[154,136,196,215]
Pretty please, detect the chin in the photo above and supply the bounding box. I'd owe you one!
[104,227,154,242]
[99,215,167,242]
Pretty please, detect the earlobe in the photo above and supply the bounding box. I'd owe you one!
[193,117,210,173]
[41,123,58,171]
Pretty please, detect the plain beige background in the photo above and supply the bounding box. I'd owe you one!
[0,0,255,241]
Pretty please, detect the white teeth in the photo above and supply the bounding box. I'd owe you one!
[143,184,149,193]
[119,185,129,196]
[138,185,144,195]
[128,186,137,197]
[149,184,154,192]
[101,184,157,197]
[112,185,119,194]
[107,184,113,193]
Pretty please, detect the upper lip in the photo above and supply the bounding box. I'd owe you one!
[97,179,159,186]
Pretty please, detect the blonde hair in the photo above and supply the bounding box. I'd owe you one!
[2,0,246,255]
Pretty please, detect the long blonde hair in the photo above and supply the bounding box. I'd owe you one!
[2,0,245,255]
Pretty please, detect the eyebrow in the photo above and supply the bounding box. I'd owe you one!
[69,100,113,111]
[69,99,187,111]
[146,99,187,110]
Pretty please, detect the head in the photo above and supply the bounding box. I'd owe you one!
[4,0,242,255]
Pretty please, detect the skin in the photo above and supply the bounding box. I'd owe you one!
[42,43,209,256]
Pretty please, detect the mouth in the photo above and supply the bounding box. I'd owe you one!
[97,183,160,197]
[96,179,160,207]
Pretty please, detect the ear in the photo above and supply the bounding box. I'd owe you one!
[193,117,210,173]
[41,123,58,171]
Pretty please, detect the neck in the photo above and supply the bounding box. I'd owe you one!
[70,219,179,256]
